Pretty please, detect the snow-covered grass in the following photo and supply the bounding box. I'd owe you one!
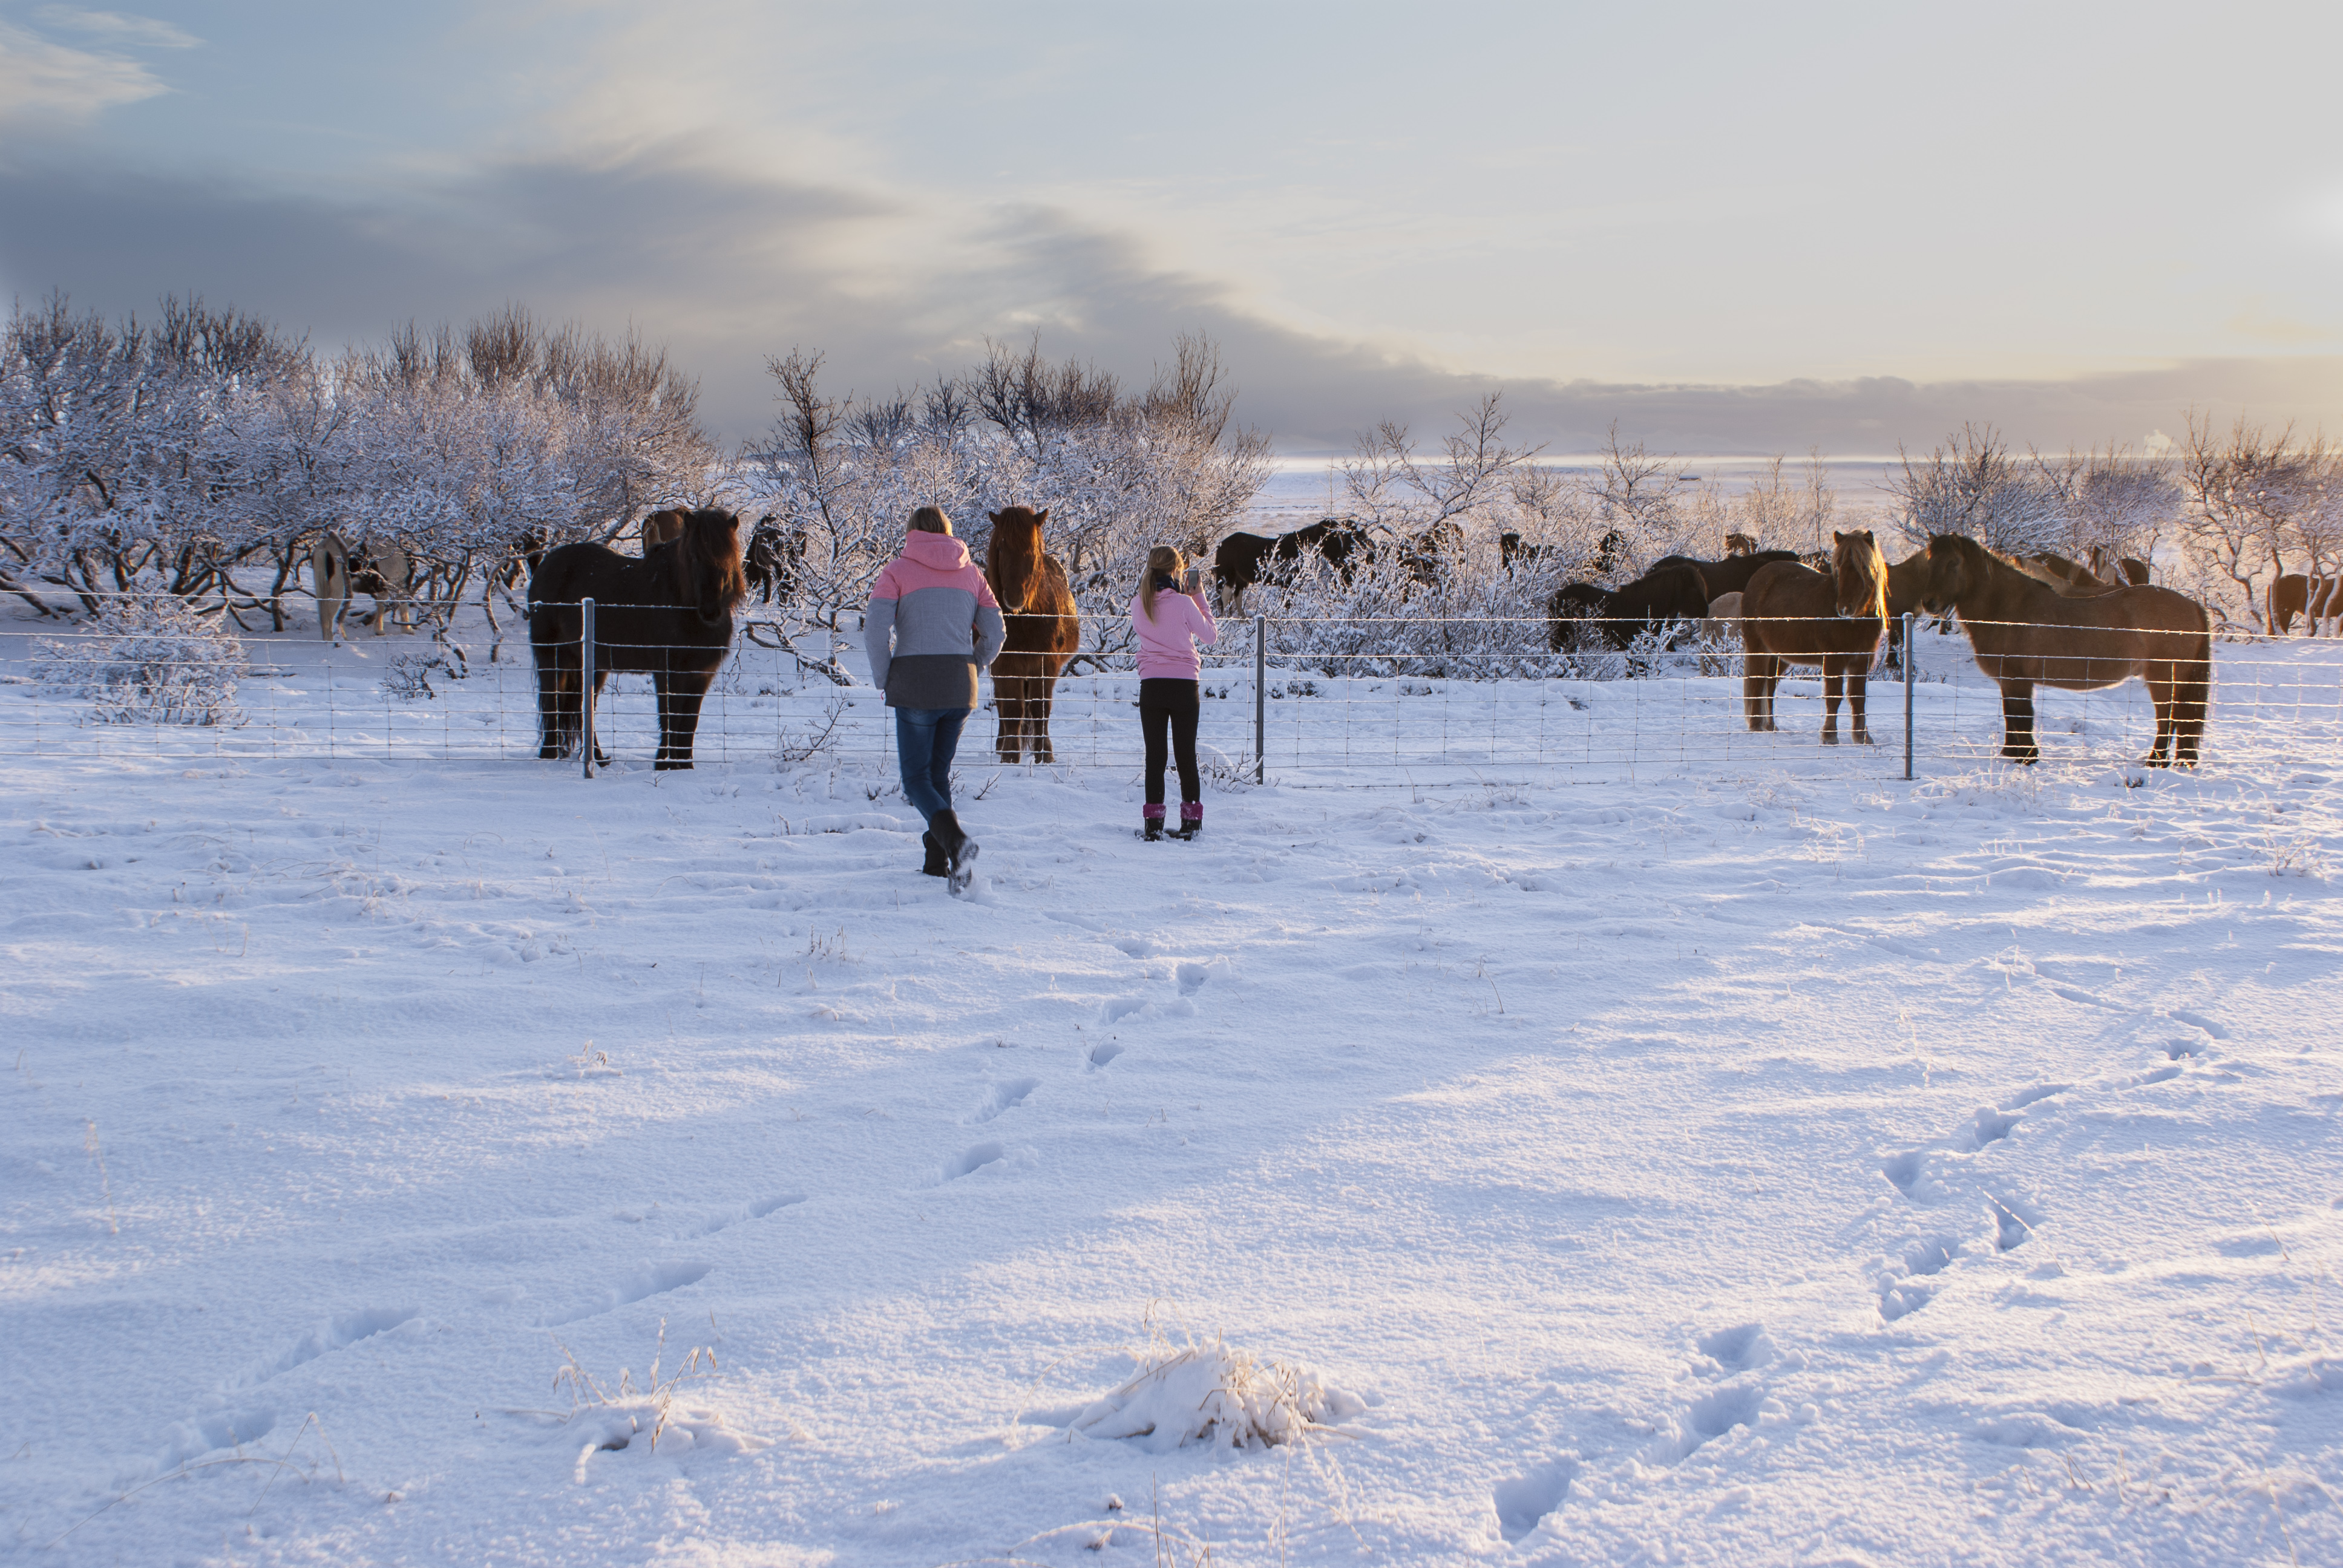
[2,614,2339,1565]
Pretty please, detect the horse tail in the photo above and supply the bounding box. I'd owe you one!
[2172,615,2213,763]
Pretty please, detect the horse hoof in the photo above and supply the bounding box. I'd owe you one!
[1820,731,1838,746]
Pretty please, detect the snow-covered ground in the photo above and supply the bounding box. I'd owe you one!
[4,616,2341,1566]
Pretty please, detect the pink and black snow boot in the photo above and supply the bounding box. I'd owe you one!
[1175,800,1202,841]
[1142,803,1165,842]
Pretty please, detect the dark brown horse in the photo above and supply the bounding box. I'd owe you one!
[1920,534,2210,766]
[2269,572,2343,636]
[1742,530,1889,743]
[529,509,747,769]
[984,506,1080,763]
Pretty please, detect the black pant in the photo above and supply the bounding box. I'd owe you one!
[1139,678,1201,805]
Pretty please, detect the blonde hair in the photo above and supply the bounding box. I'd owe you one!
[908,505,951,535]
[1137,545,1183,622]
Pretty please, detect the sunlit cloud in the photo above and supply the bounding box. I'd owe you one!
[31,6,201,49]
[0,18,171,125]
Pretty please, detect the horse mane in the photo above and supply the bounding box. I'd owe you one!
[671,509,747,623]
[986,506,1052,611]
[1833,531,1888,622]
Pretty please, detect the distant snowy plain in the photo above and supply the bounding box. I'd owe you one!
[3,621,2339,1566]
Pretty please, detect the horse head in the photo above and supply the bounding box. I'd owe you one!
[986,506,1050,613]
[677,509,747,624]
[1919,534,1979,615]
[1830,529,1888,621]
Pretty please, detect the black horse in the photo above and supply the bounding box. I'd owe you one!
[1212,518,1374,614]
[744,515,807,606]
[1547,563,1711,651]
[1651,549,1799,599]
[529,508,748,769]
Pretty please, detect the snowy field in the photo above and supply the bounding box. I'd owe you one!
[4,615,2342,1566]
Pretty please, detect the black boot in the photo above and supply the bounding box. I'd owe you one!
[1143,805,1166,841]
[920,830,948,877]
[1175,800,1202,841]
[931,809,979,895]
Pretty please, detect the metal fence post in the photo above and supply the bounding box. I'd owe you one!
[1902,610,1914,782]
[580,596,597,780]
[1254,613,1267,784]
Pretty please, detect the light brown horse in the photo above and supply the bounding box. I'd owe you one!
[984,506,1080,763]
[1920,534,2209,766]
[1741,530,1890,743]
[641,508,688,555]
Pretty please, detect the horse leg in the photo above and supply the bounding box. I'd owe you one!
[995,675,1025,763]
[537,655,571,760]
[657,671,711,770]
[1821,666,1843,745]
[2146,672,2176,767]
[1743,654,1776,731]
[1847,666,1871,745]
[1031,672,1057,764]
[1999,682,2039,763]
[591,668,612,766]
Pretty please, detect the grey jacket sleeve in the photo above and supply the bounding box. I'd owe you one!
[974,603,1006,670]
[865,596,896,691]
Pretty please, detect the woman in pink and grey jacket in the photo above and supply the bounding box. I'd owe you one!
[1129,544,1218,840]
[865,506,1006,889]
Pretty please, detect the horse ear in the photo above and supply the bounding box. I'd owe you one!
[988,511,1004,525]
[1833,531,1847,544]
[1035,509,1049,526]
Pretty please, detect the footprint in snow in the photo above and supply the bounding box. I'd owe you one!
[943,1142,1007,1180]
[1089,1042,1126,1069]
[969,1077,1040,1123]
[234,1306,420,1388]
[537,1261,712,1326]
[1960,1108,2020,1151]
[1492,1458,1578,1544]
[1695,1322,1771,1373]
[2166,1008,2228,1040]
[689,1194,807,1236]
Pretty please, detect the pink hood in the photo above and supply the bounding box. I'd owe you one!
[900,529,973,571]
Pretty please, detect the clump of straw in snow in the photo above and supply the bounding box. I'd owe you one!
[1053,1327,1367,1454]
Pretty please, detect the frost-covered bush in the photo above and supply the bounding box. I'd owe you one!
[381,647,467,701]
[742,334,1271,642]
[33,595,247,725]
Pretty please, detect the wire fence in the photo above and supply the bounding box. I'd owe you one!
[4,598,2339,786]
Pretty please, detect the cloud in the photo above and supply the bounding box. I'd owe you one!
[31,7,201,49]
[0,18,171,124]
[2,141,2338,459]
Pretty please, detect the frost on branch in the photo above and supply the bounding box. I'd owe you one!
[33,594,247,725]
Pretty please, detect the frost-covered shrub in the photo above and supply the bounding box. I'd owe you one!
[381,647,467,701]
[33,595,247,725]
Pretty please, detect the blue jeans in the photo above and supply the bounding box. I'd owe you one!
[894,707,968,823]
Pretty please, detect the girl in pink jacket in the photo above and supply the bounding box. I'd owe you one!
[1130,545,1218,840]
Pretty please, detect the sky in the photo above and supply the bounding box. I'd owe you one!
[1,0,2339,456]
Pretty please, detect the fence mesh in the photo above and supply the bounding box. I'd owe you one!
[3,598,2337,784]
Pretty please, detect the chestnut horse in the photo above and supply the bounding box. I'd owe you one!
[641,508,688,555]
[983,506,1080,763]
[1741,530,1890,743]
[529,509,747,769]
[1920,534,2209,766]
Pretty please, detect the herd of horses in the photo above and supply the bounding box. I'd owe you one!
[1548,534,2206,764]
[509,506,2216,773]
[522,505,1078,771]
